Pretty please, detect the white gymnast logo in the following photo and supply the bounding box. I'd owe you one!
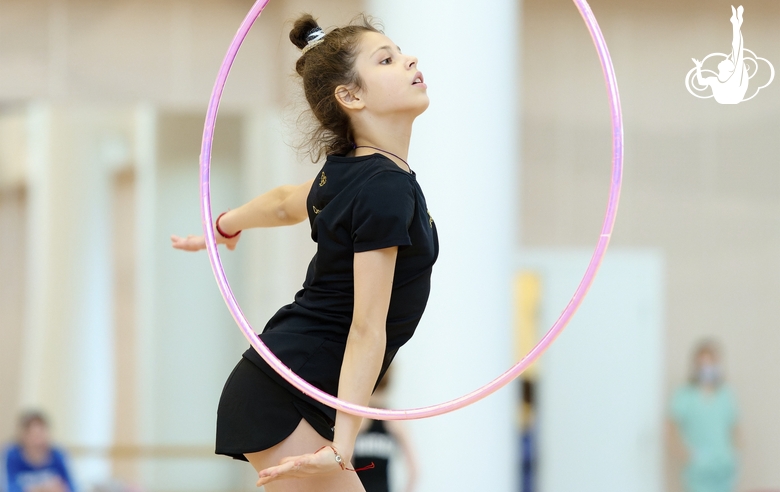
[685,5,774,104]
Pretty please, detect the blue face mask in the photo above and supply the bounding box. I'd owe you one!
[697,363,720,385]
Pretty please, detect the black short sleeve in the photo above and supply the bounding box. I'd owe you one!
[351,171,415,252]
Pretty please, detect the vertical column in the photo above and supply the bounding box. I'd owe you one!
[20,104,117,488]
[0,186,26,439]
[132,103,159,488]
[141,110,248,491]
[111,168,138,482]
[19,103,52,411]
[133,103,158,448]
[365,1,520,490]
[0,109,29,439]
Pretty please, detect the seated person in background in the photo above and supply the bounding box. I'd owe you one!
[3,411,75,492]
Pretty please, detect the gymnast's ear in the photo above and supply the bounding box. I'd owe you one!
[334,85,364,111]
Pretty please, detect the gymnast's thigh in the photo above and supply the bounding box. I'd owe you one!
[245,418,366,492]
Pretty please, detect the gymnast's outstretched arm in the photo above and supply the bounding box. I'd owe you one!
[170,177,314,251]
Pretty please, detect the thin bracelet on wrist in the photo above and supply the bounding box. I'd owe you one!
[215,211,241,239]
[316,445,375,472]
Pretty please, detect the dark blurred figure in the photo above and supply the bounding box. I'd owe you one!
[669,340,739,492]
[2,411,75,492]
[353,370,418,492]
[519,379,537,492]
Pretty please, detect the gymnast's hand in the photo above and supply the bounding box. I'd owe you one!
[255,447,342,486]
[170,230,240,252]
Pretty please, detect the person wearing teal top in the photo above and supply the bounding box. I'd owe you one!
[669,340,740,492]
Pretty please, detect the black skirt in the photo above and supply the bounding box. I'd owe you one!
[215,356,336,461]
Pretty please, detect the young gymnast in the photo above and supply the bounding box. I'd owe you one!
[171,13,437,491]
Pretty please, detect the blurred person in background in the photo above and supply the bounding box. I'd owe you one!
[2,411,75,492]
[519,379,536,492]
[669,340,740,492]
[353,369,418,492]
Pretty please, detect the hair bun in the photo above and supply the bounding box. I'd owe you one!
[290,14,321,50]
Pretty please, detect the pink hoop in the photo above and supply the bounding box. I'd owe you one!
[199,0,623,420]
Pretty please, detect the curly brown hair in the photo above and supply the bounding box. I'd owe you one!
[289,13,382,162]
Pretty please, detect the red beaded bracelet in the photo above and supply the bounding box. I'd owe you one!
[316,445,375,472]
[215,211,241,239]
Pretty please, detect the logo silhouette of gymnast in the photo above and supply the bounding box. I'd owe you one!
[685,5,774,104]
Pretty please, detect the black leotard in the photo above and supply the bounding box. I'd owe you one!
[242,152,439,423]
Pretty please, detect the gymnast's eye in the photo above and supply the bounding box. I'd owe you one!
[381,57,392,65]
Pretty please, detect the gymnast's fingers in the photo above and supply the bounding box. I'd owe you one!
[256,451,339,485]
[256,459,299,486]
[170,234,206,252]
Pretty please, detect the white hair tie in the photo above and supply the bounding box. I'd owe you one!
[301,27,326,56]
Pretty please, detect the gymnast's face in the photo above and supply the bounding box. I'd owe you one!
[337,32,429,120]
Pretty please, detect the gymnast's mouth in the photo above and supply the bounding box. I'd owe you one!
[412,71,424,85]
